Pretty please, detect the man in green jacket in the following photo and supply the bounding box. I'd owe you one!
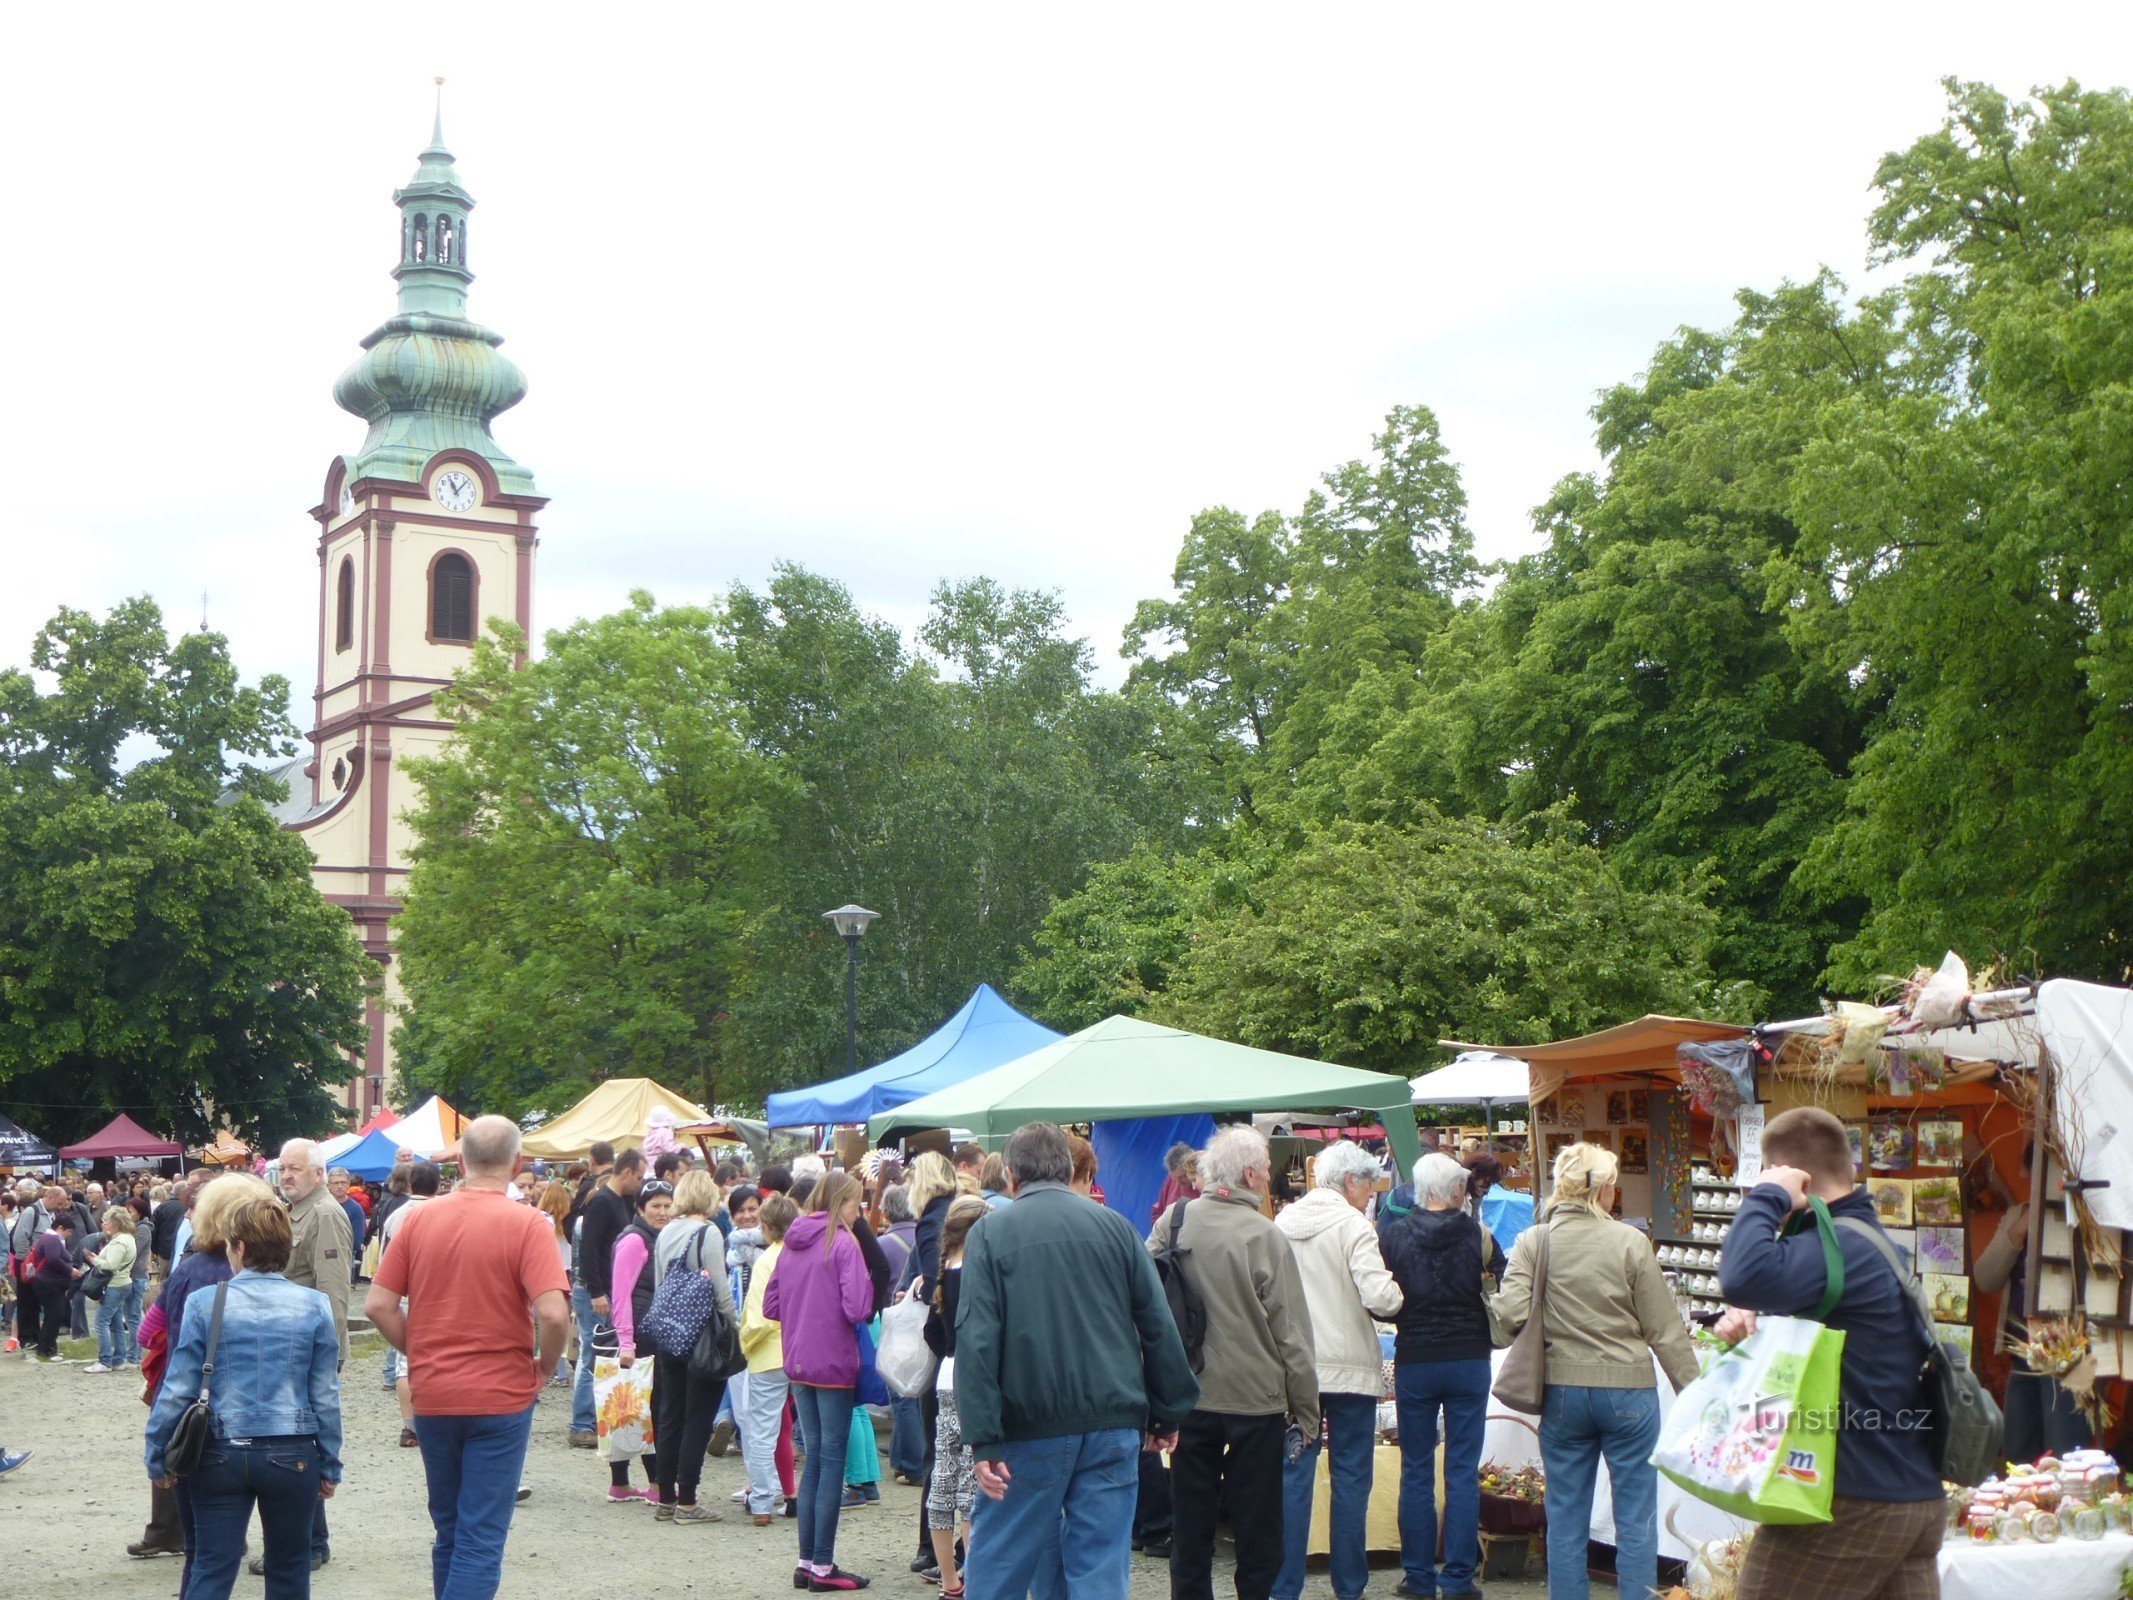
[1150,1124,1319,1600]
[958,1121,1200,1600]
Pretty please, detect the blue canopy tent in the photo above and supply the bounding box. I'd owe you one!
[332,1125,410,1183]
[765,984,1062,1128]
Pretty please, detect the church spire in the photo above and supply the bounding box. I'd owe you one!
[329,98,536,494]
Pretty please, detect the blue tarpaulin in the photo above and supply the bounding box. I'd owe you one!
[1092,1113,1215,1234]
[765,985,1062,1128]
[332,1126,409,1182]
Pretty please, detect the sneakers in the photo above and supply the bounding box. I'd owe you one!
[0,1452,31,1478]
[807,1569,871,1592]
[653,1502,676,1522]
[515,1485,532,1504]
[840,1487,870,1508]
[730,1487,751,1503]
[709,1417,736,1458]
[672,1504,719,1525]
[81,1362,115,1374]
[568,1430,599,1449]
[605,1485,655,1504]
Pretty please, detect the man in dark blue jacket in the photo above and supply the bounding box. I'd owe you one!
[1715,1105,1941,1600]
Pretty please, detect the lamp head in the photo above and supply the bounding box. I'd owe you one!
[823,904,880,941]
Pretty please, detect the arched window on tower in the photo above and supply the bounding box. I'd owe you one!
[411,214,429,262]
[431,553,475,643]
[335,557,355,653]
[437,214,457,265]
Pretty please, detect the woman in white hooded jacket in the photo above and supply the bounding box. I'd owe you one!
[1272,1140,1404,1600]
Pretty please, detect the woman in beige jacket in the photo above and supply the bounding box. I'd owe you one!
[1491,1142,1697,1600]
[1272,1140,1402,1600]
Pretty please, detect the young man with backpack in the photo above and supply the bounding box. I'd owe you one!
[1716,1105,1965,1600]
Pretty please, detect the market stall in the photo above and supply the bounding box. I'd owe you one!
[0,1112,58,1174]
[384,1096,466,1160]
[518,1079,707,1161]
[765,983,1059,1128]
[60,1112,183,1166]
[868,1013,1425,1185]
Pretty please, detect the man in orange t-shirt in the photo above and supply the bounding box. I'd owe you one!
[369,1116,570,1600]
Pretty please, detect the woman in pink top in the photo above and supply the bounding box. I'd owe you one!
[607,1181,672,1503]
[764,1173,875,1592]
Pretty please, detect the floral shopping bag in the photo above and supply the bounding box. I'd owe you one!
[1651,1315,1844,1525]
[594,1353,656,1461]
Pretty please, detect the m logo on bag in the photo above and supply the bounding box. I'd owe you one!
[1777,1449,1820,1485]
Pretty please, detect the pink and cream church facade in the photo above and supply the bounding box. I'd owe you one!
[270,108,542,1119]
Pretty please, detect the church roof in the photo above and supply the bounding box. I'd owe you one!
[332,101,536,496]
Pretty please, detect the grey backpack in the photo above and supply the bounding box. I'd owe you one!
[1835,1217,2004,1487]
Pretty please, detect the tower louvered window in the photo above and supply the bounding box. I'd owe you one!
[431,553,474,642]
[335,558,355,652]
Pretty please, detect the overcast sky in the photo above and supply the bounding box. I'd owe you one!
[4,6,2127,716]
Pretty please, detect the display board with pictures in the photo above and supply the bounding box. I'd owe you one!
[1864,1109,1975,1359]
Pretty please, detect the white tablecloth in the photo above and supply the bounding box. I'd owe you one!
[1937,1530,2133,1600]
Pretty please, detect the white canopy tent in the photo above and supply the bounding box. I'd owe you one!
[384,1097,461,1160]
[1410,1051,1531,1107]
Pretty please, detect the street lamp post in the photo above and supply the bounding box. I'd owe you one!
[823,904,880,1077]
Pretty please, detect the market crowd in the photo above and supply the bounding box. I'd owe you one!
[1,1102,2002,1600]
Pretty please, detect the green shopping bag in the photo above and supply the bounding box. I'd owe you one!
[1650,1198,1847,1524]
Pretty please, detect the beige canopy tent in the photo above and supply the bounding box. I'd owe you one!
[1440,1014,1748,1110]
[519,1077,713,1160]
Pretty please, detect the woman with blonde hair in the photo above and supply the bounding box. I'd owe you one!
[649,1169,734,1523]
[147,1181,342,1600]
[132,1175,268,1576]
[1490,1141,1698,1600]
[897,1149,961,1576]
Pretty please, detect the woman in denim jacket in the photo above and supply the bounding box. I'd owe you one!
[146,1183,343,1600]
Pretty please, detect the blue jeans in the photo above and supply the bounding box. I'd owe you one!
[96,1280,141,1366]
[889,1395,926,1478]
[793,1383,857,1568]
[1275,1392,1379,1600]
[570,1284,597,1434]
[1395,1358,1491,1596]
[1540,1385,1661,1600]
[185,1436,323,1600]
[965,1427,1140,1600]
[412,1405,536,1600]
[384,1340,401,1386]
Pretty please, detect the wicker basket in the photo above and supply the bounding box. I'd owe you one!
[1479,1412,1547,1534]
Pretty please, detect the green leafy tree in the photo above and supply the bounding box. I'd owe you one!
[717,568,1162,1105]
[0,599,371,1147]
[1786,79,2133,985]
[1155,812,1737,1073]
[392,596,786,1115]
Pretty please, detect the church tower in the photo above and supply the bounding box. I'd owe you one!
[289,103,544,1117]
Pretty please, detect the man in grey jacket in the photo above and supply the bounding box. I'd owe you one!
[1151,1125,1319,1600]
[257,1138,349,1575]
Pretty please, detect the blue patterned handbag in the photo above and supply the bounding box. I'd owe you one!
[639,1230,718,1358]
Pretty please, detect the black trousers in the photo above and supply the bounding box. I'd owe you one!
[913,1386,940,1559]
[652,1352,722,1502]
[1169,1410,1285,1600]
[644,1356,720,1501]
[14,1274,41,1353]
[142,1480,184,1549]
[32,1281,68,1356]
[1135,1446,1174,1544]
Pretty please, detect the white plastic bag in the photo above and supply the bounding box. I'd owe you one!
[876,1292,937,1399]
[594,1354,656,1460]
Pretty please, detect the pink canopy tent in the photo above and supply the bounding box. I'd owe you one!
[59,1112,183,1160]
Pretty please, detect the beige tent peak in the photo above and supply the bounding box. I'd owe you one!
[520,1078,713,1160]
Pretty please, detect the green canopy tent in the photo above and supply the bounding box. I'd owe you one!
[867,1014,1423,1176]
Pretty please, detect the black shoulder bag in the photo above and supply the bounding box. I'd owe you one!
[1153,1199,1209,1372]
[685,1229,746,1384]
[163,1281,228,1479]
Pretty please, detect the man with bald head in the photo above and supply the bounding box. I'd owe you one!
[370,1115,570,1600]
[265,1136,351,1575]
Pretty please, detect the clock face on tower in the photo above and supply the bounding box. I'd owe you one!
[432,470,478,512]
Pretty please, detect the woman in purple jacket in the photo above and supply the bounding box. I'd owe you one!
[764,1172,874,1594]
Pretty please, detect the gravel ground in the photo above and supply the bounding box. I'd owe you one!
[0,1330,1551,1599]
